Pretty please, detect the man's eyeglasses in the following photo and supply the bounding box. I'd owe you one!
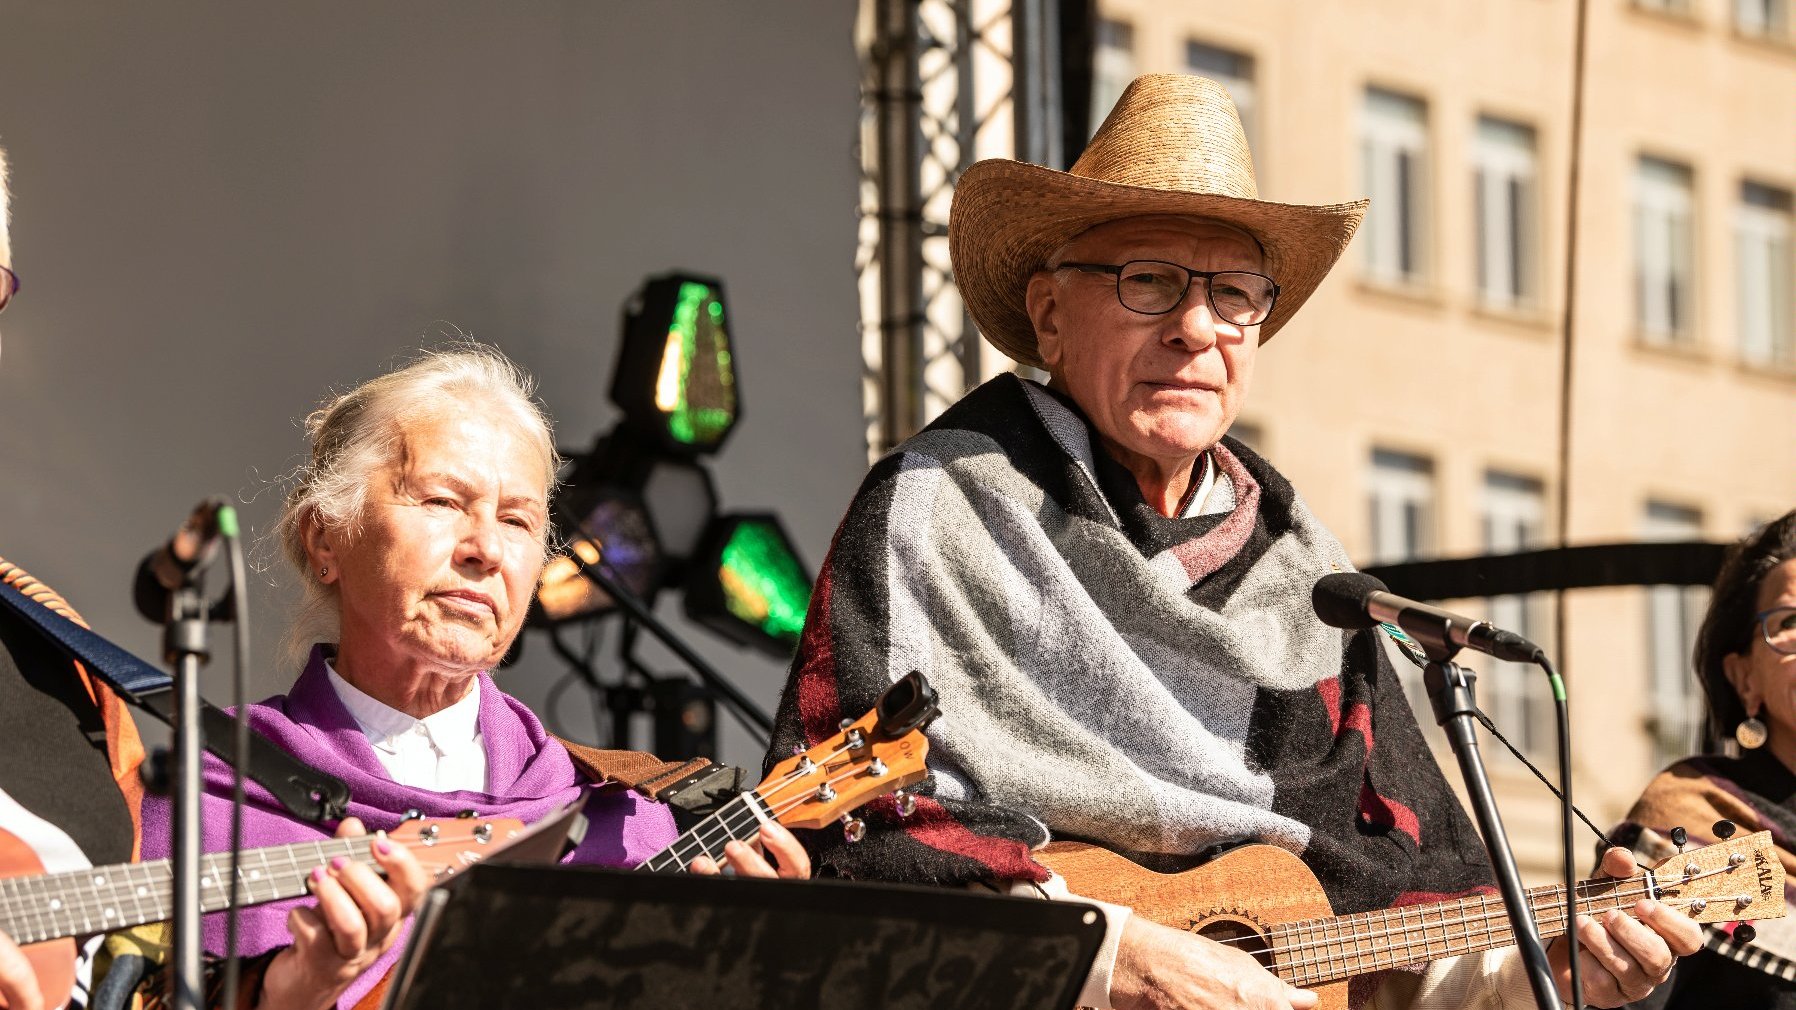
[0,266,17,315]
[1756,605,1796,656]
[1056,259,1279,326]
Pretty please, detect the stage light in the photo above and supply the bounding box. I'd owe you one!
[534,490,662,624]
[611,273,740,455]
[683,513,813,657]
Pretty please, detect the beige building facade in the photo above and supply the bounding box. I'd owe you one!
[1082,0,1796,877]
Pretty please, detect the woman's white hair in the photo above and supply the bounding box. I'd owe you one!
[274,344,558,670]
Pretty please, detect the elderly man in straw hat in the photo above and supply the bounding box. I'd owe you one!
[767,75,1700,1009]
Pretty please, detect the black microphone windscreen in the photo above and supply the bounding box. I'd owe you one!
[1311,572,1389,631]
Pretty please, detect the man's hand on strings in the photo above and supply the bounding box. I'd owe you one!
[687,821,812,879]
[1547,846,1704,1007]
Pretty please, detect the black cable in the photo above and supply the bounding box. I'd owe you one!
[217,508,252,1010]
[1547,657,1583,1010]
[1469,705,1616,849]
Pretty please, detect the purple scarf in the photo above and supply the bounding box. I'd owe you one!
[141,646,678,1008]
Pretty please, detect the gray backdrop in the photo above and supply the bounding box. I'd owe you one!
[0,2,863,770]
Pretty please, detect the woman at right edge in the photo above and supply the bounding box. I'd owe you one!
[1620,508,1796,1008]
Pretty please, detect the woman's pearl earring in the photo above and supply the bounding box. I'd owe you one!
[319,567,329,580]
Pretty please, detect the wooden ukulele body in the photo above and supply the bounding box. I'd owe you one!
[0,827,77,1010]
[1039,841,1353,1010]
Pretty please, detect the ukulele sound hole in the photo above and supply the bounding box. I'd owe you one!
[1195,917,1274,970]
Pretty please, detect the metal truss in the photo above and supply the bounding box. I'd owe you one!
[858,0,1057,461]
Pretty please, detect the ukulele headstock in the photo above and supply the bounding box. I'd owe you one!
[1649,830,1784,924]
[758,671,939,831]
[386,817,527,880]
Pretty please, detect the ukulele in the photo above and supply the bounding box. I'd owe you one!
[0,814,537,1010]
[637,669,940,872]
[351,671,942,1010]
[1039,828,1786,1010]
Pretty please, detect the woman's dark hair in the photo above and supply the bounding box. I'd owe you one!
[1695,509,1796,737]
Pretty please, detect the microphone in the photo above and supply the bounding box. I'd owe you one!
[134,497,230,622]
[1311,571,1544,664]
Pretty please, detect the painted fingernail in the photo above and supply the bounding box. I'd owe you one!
[311,866,326,883]
[330,856,348,871]
[375,835,393,856]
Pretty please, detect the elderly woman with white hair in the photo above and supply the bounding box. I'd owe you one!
[140,347,806,1010]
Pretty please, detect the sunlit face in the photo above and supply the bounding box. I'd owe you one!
[1025,215,1265,475]
[314,410,549,684]
[1726,557,1796,740]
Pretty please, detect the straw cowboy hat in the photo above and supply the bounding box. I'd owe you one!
[949,73,1368,368]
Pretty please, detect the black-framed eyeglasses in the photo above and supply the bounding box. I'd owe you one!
[1756,605,1796,656]
[1056,259,1280,326]
[0,266,17,315]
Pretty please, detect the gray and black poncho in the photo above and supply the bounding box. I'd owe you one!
[767,373,1495,920]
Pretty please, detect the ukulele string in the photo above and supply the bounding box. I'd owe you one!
[1233,863,1748,980]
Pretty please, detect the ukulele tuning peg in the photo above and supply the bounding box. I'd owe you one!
[840,718,856,730]
[1736,924,1758,945]
[892,790,917,818]
[402,808,425,822]
[841,815,866,843]
[1714,819,1739,840]
[1670,826,1688,851]
[792,743,808,756]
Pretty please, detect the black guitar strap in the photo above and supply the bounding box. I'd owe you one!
[0,579,349,823]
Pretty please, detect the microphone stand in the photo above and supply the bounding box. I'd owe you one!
[564,551,774,739]
[162,577,212,1010]
[1422,646,1559,1010]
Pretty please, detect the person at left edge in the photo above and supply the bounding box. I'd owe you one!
[0,143,148,1010]
[137,346,809,1010]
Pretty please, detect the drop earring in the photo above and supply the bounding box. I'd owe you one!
[1737,711,1769,750]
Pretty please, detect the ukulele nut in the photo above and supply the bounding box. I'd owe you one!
[1737,895,1753,910]
[1685,862,1700,879]
[1730,853,1746,868]
[796,756,817,775]
[815,783,837,803]
[867,758,888,778]
[845,729,866,750]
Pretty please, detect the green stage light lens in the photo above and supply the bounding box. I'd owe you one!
[716,518,810,646]
[653,281,738,449]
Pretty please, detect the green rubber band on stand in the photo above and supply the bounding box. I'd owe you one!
[216,504,241,539]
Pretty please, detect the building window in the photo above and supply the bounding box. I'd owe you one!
[1361,88,1430,286]
[1473,117,1540,310]
[1643,501,1708,768]
[1368,449,1435,565]
[1738,181,1794,367]
[1092,20,1136,133]
[1634,156,1696,345]
[1188,41,1258,161]
[1481,472,1554,759]
[1737,0,1791,38]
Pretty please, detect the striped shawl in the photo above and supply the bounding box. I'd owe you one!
[768,374,1494,918]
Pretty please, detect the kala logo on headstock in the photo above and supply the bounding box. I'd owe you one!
[1645,826,1784,926]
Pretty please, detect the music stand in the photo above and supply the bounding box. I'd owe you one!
[382,865,1106,1010]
